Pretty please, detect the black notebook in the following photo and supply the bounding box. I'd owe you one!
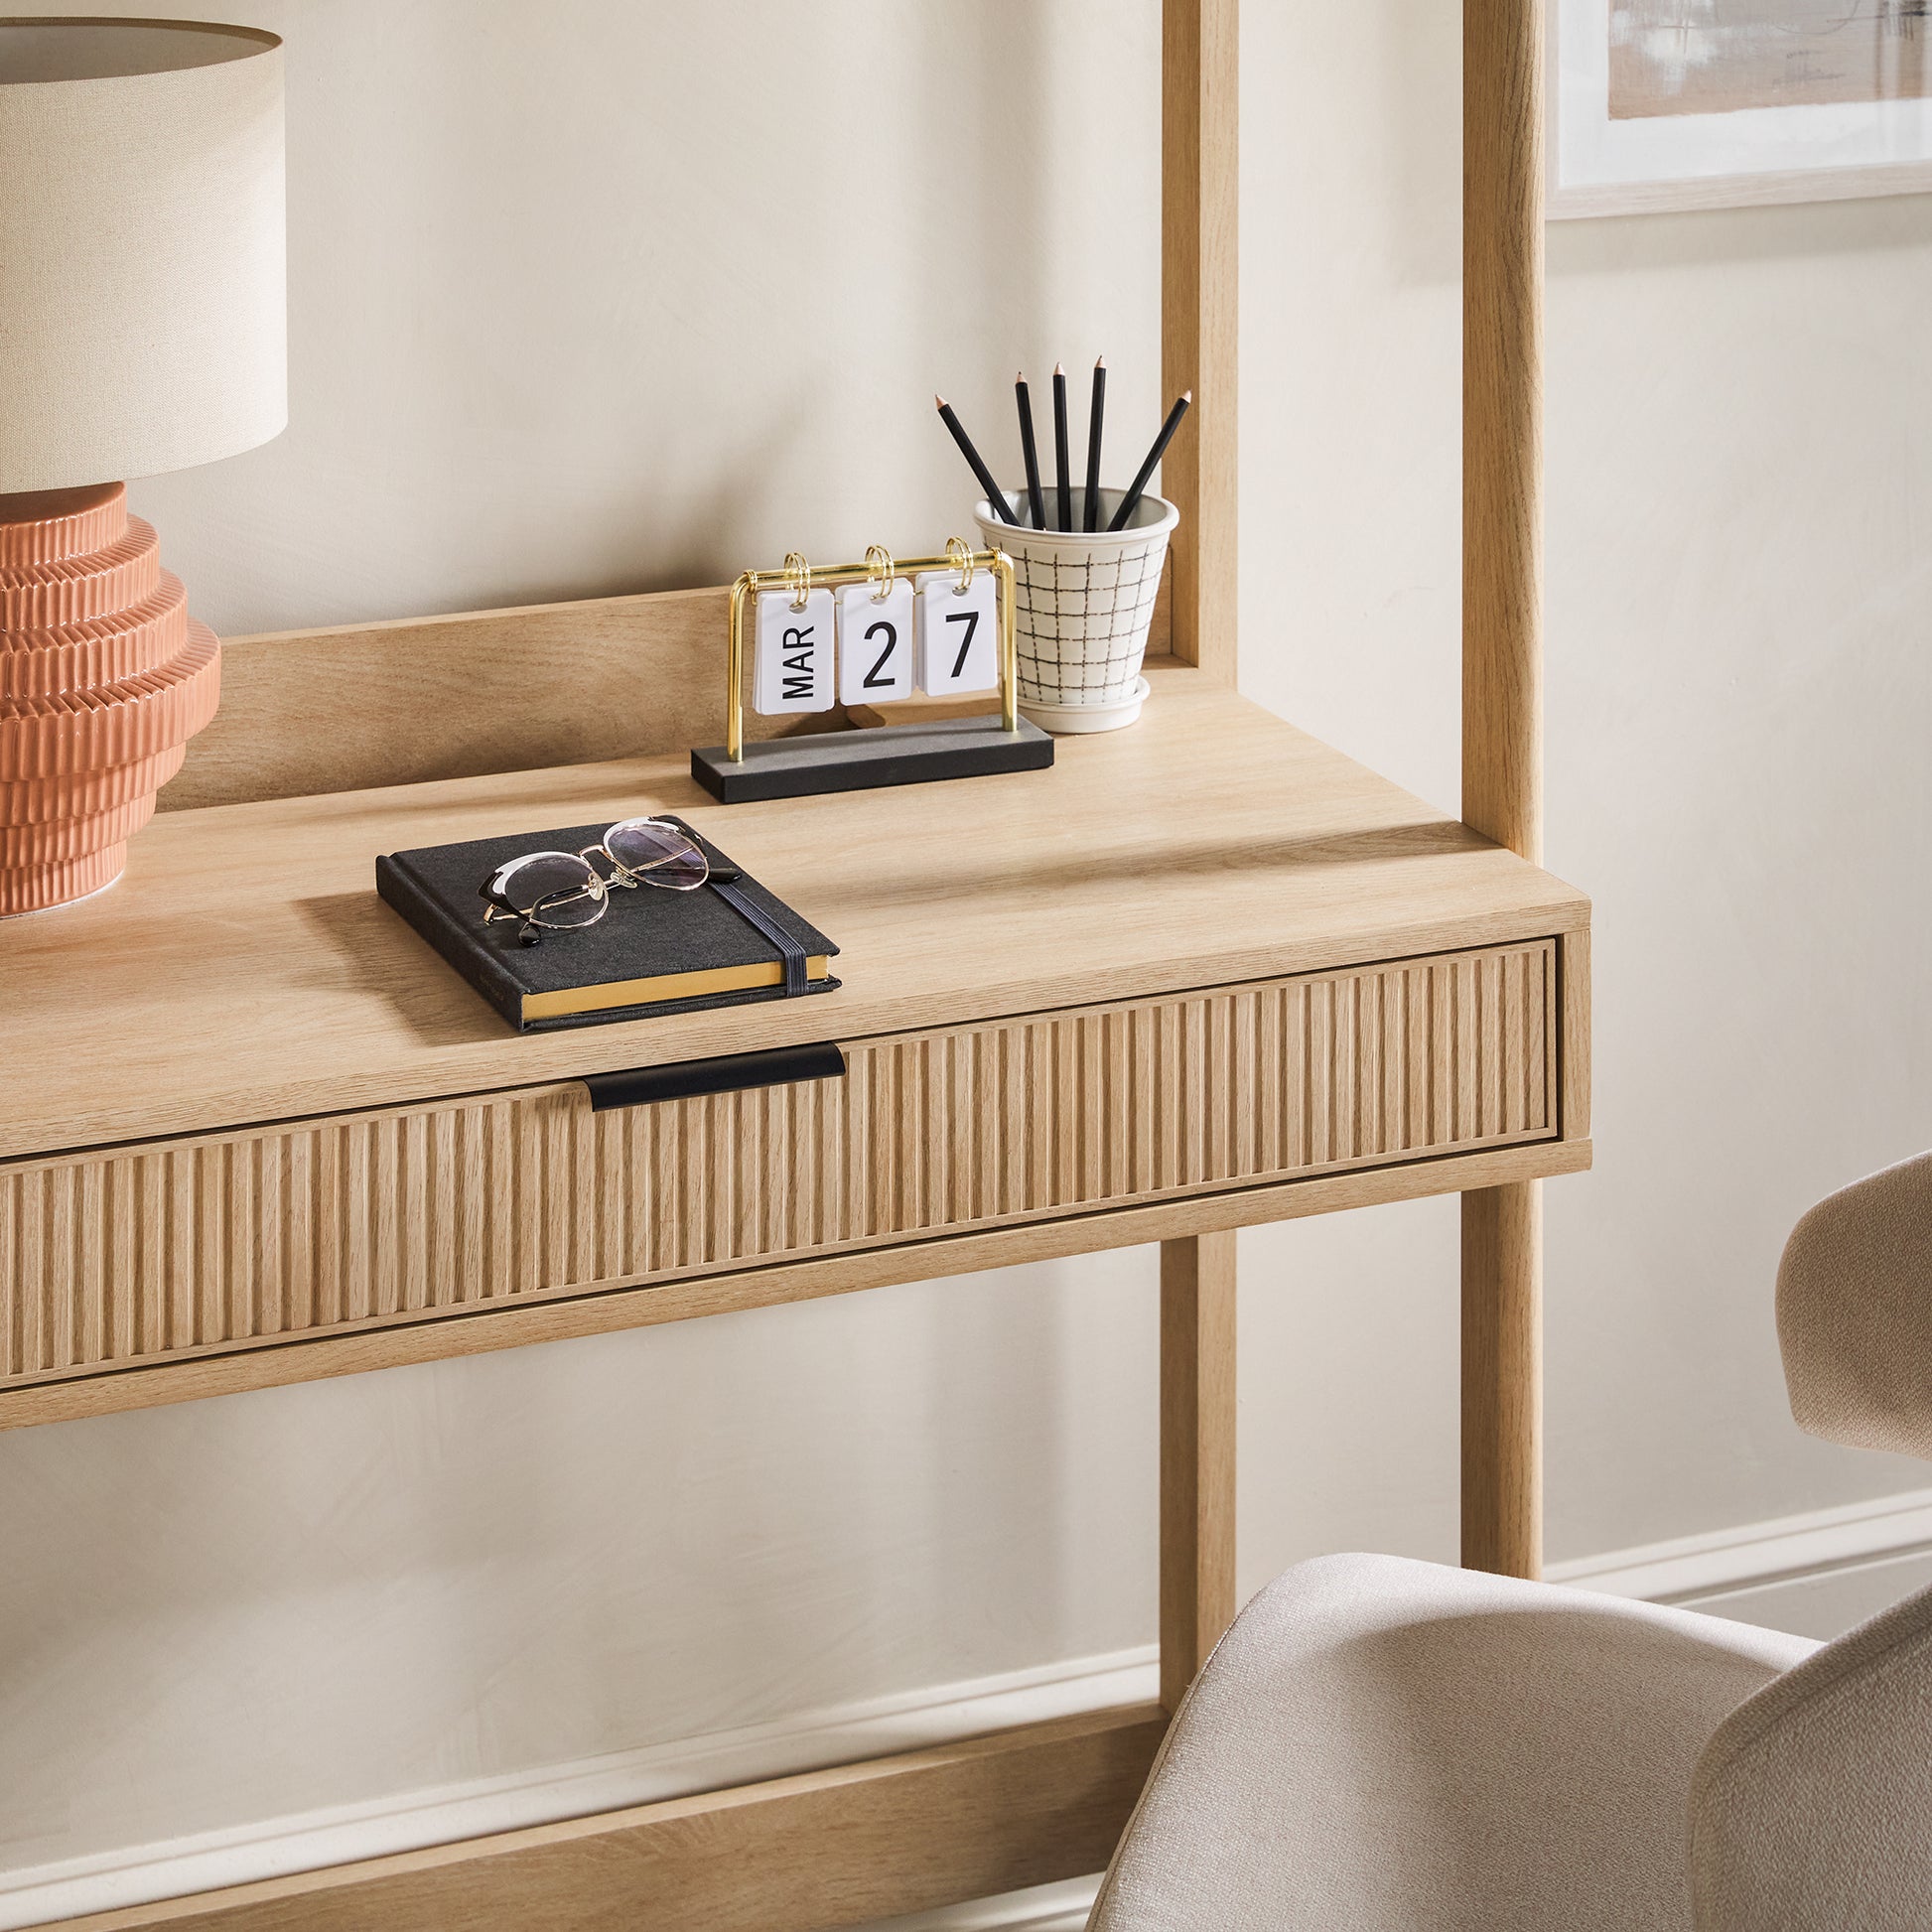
[376,815,839,1033]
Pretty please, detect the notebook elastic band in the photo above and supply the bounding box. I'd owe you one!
[710,878,808,995]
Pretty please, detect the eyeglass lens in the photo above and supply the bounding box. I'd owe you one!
[604,818,708,890]
[493,852,605,926]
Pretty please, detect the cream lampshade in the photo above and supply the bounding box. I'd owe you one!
[0,18,285,915]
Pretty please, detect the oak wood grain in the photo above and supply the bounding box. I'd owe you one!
[12,10,1588,1932]
[1461,0,1547,1584]
[1559,926,1590,1143]
[178,580,1173,814]
[1461,1178,1543,1579]
[158,588,835,814]
[47,1705,1167,1932]
[1463,0,1544,869]
[0,1136,1590,1434]
[1160,0,1238,681]
[1160,0,1242,1738]
[0,941,1559,1391]
[1159,1227,1237,1710]
[0,665,1587,1165]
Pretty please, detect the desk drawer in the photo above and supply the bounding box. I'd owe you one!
[0,941,1558,1385]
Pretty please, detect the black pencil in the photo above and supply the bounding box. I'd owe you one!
[1106,391,1191,532]
[1052,362,1071,531]
[1015,372,1047,531]
[1083,355,1107,532]
[935,394,1018,523]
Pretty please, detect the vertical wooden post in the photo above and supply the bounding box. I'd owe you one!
[1160,1230,1238,1712]
[1161,0,1238,683]
[1461,0,1545,1581]
[1461,1182,1542,1576]
[1159,0,1241,1704]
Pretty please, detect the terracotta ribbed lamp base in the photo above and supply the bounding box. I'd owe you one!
[0,483,220,916]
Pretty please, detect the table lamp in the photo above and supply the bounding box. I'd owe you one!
[0,18,285,916]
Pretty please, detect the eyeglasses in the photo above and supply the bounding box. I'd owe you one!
[480,816,734,946]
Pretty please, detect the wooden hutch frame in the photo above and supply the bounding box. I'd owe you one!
[12,4,1558,1926]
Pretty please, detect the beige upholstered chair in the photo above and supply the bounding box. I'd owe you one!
[1089,1154,1932,1931]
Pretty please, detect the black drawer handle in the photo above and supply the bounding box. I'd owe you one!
[582,1041,847,1112]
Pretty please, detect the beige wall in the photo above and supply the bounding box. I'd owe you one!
[1239,0,1932,1573]
[3,0,1929,1894]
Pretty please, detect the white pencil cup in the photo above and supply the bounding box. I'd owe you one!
[973,489,1178,734]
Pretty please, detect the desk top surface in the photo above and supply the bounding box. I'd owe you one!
[0,665,1587,1161]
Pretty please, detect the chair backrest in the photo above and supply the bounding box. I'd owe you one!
[1691,1152,1932,1928]
[1776,1150,1932,1457]
[1691,1577,1932,1929]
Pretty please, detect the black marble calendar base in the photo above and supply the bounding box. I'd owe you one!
[691,715,1054,803]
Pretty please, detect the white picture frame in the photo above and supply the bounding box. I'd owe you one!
[1550,0,1932,217]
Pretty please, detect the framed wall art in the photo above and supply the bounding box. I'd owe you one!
[1551,0,1932,215]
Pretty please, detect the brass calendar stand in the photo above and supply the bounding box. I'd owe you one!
[689,541,1055,803]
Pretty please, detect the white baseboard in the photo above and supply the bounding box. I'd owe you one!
[1547,1482,1932,1619]
[14,1484,1932,1932]
[0,1649,1155,1932]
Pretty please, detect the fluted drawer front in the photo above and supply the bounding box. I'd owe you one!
[0,941,1557,1381]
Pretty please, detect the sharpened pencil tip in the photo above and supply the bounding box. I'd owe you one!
[1053,362,1063,375]
[1095,354,1105,368]
[1181,390,1192,402]
[934,394,947,409]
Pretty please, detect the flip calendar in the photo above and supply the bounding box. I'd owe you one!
[748,543,1006,718]
[692,539,1052,805]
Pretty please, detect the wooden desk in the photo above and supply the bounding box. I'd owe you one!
[2,2,1569,1920]
[1,657,1587,1932]
[0,661,1587,1432]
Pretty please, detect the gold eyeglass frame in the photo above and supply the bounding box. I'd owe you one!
[480,817,712,943]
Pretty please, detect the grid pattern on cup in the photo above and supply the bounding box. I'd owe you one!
[1008,534,1171,705]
